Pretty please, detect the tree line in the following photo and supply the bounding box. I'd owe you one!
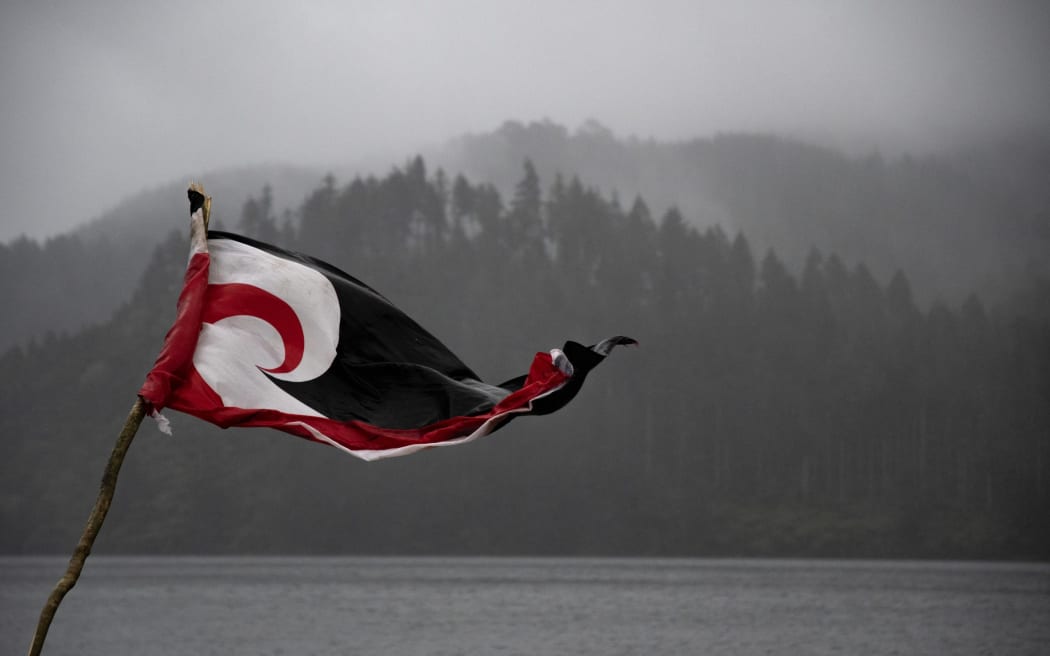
[1,158,1047,558]
[438,121,1050,304]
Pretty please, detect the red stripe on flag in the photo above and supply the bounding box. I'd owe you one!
[162,349,569,455]
[139,251,210,412]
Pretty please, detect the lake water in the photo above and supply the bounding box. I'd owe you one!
[2,557,1048,655]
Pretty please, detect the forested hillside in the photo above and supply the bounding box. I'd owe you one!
[434,121,1050,303]
[2,159,1046,558]
[5,126,1047,355]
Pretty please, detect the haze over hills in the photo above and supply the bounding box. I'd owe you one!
[0,165,322,352]
[2,0,1047,575]
[2,121,1048,355]
[429,120,1050,304]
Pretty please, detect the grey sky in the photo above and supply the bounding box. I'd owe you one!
[1,0,1047,242]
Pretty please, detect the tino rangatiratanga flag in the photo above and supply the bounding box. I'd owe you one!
[139,189,635,460]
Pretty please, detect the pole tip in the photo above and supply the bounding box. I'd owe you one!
[187,182,212,229]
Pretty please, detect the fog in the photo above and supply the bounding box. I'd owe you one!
[3,0,1050,581]
[1,0,1047,241]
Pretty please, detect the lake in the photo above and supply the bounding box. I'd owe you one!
[3,557,1048,655]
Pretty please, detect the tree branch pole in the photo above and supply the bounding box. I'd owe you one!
[27,397,147,656]
[28,184,210,656]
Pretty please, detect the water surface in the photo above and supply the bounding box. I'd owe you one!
[3,557,1048,655]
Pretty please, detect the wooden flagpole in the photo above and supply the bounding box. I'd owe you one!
[27,184,210,656]
[27,397,147,656]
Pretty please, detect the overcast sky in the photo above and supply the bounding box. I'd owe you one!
[1,0,1047,242]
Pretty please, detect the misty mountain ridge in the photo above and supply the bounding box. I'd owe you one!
[429,120,1050,305]
[2,122,1048,354]
[0,164,323,353]
[73,164,324,245]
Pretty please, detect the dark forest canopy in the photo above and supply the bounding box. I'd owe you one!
[1,159,1047,559]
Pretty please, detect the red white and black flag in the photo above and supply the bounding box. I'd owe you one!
[139,189,635,460]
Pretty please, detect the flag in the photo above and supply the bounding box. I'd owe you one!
[139,190,635,460]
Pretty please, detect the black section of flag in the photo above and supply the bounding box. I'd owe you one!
[208,231,512,429]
